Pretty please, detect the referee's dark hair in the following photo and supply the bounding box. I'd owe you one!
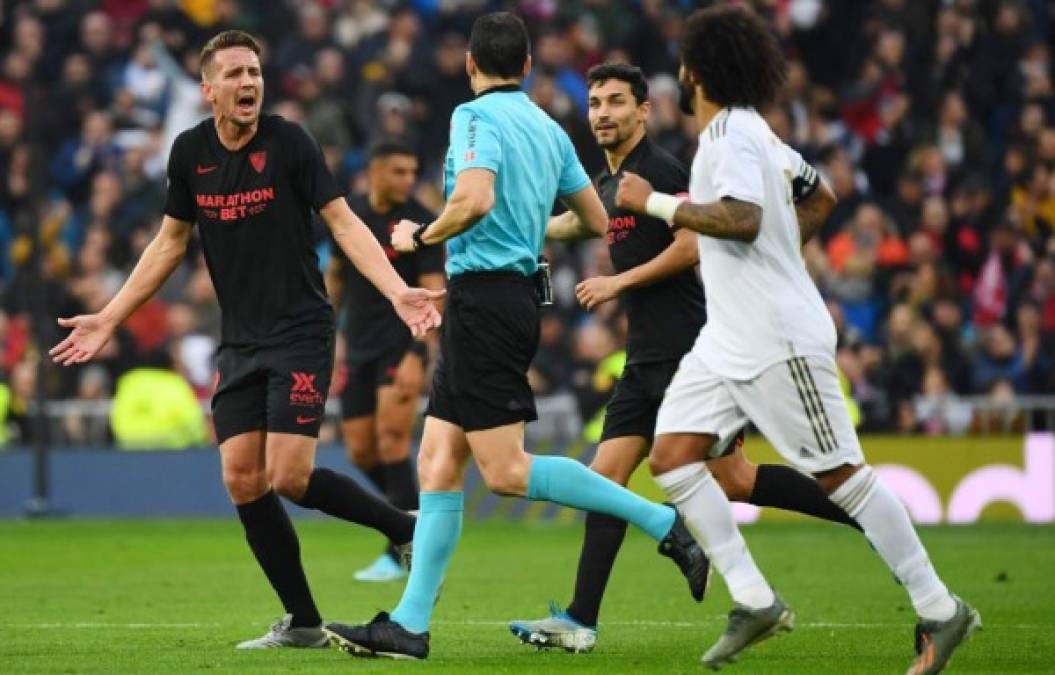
[469,12,530,79]
[368,139,416,161]
[587,63,649,105]
[200,30,262,79]
[681,5,786,110]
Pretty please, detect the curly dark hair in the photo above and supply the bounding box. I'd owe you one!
[680,5,786,109]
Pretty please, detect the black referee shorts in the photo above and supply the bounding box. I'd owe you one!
[600,359,680,442]
[426,271,539,432]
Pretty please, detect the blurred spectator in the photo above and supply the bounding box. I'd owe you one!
[62,364,112,444]
[973,324,1027,394]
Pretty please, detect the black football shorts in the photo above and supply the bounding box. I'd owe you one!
[212,333,334,444]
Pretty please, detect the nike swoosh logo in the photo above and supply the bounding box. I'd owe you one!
[296,416,318,425]
[196,165,218,174]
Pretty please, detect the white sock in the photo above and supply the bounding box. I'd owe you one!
[655,462,775,610]
[830,466,956,622]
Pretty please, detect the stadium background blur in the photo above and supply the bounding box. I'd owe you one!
[0,0,1053,452]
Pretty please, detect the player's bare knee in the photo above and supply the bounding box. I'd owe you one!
[709,459,756,502]
[711,467,751,502]
[377,429,411,464]
[417,448,459,491]
[268,466,311,501]
[590,458,632,485]
[479,454,529,497]
[223,465,267,503]
[347,444,377,469]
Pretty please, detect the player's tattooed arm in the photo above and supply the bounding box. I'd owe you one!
[795,178,837,245]
[615,171,759,242]
[671,198,762,243]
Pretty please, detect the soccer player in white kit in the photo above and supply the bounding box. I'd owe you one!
[614,6,980,673]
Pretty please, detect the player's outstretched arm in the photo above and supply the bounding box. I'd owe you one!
[548,185,607,241]
[576,228,698,310]
[795,177,836,245]
[616,171,760,243]
[50,215,193,366]
[320,198,443,338]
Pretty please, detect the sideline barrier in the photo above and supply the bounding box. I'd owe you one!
[0,433,1051,522]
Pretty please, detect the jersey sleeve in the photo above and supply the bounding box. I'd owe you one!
[782,143,821,204]
[163,134,195,222]
[288,122,343,210]
[450,106,502,175]
[557,129,591,197]
[709,119,765,207]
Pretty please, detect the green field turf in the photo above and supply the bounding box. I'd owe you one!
[1,519,1051,674]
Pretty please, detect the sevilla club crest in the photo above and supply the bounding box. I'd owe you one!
[249,151,267,173]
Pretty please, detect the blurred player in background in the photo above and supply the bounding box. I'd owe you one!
[616,7,980,671]
[327,140,444,583]
[50,30,442,650]
[510,61,859,654]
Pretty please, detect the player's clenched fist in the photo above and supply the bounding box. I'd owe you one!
[391,218,420,252]
[615,171,654,214]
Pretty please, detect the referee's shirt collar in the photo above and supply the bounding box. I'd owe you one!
[475,83,522,98]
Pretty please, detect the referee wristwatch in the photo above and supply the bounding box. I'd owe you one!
[411,222,429,250]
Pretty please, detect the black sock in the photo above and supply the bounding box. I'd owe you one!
[362,465,396,557]
[236,491,321,628]
[565,512,629,627]
[295,468,416,544]
[749,464,862,530]
[380,459,419,560]
[381,458,419,511]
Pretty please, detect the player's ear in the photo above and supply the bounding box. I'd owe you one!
[200,80,213,104]
[522,54,532,79]
[465,52,475,79]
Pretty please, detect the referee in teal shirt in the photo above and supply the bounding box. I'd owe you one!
[326,12,708,660]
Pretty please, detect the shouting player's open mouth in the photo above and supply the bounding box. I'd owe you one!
[235,91,258,117]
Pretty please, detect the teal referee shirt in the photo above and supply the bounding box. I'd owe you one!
[443,85,591,277]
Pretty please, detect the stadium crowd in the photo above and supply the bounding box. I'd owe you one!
[0,0,1053,444]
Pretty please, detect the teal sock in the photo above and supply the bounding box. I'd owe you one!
[526,455,675,541]
[390,491,463,633]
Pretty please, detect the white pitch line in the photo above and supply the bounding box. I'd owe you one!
[5,622,221,629]
[3,620,1047,630]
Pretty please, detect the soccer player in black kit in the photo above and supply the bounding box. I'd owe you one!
[510,63,859,652]
[49,31,442,649]
[327,141,444,583]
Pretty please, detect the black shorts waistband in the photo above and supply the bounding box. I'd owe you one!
[449,270,535,288]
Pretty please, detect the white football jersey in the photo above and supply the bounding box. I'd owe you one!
[689,107,836,380]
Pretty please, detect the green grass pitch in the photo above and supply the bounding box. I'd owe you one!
[1,519,1051,673]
